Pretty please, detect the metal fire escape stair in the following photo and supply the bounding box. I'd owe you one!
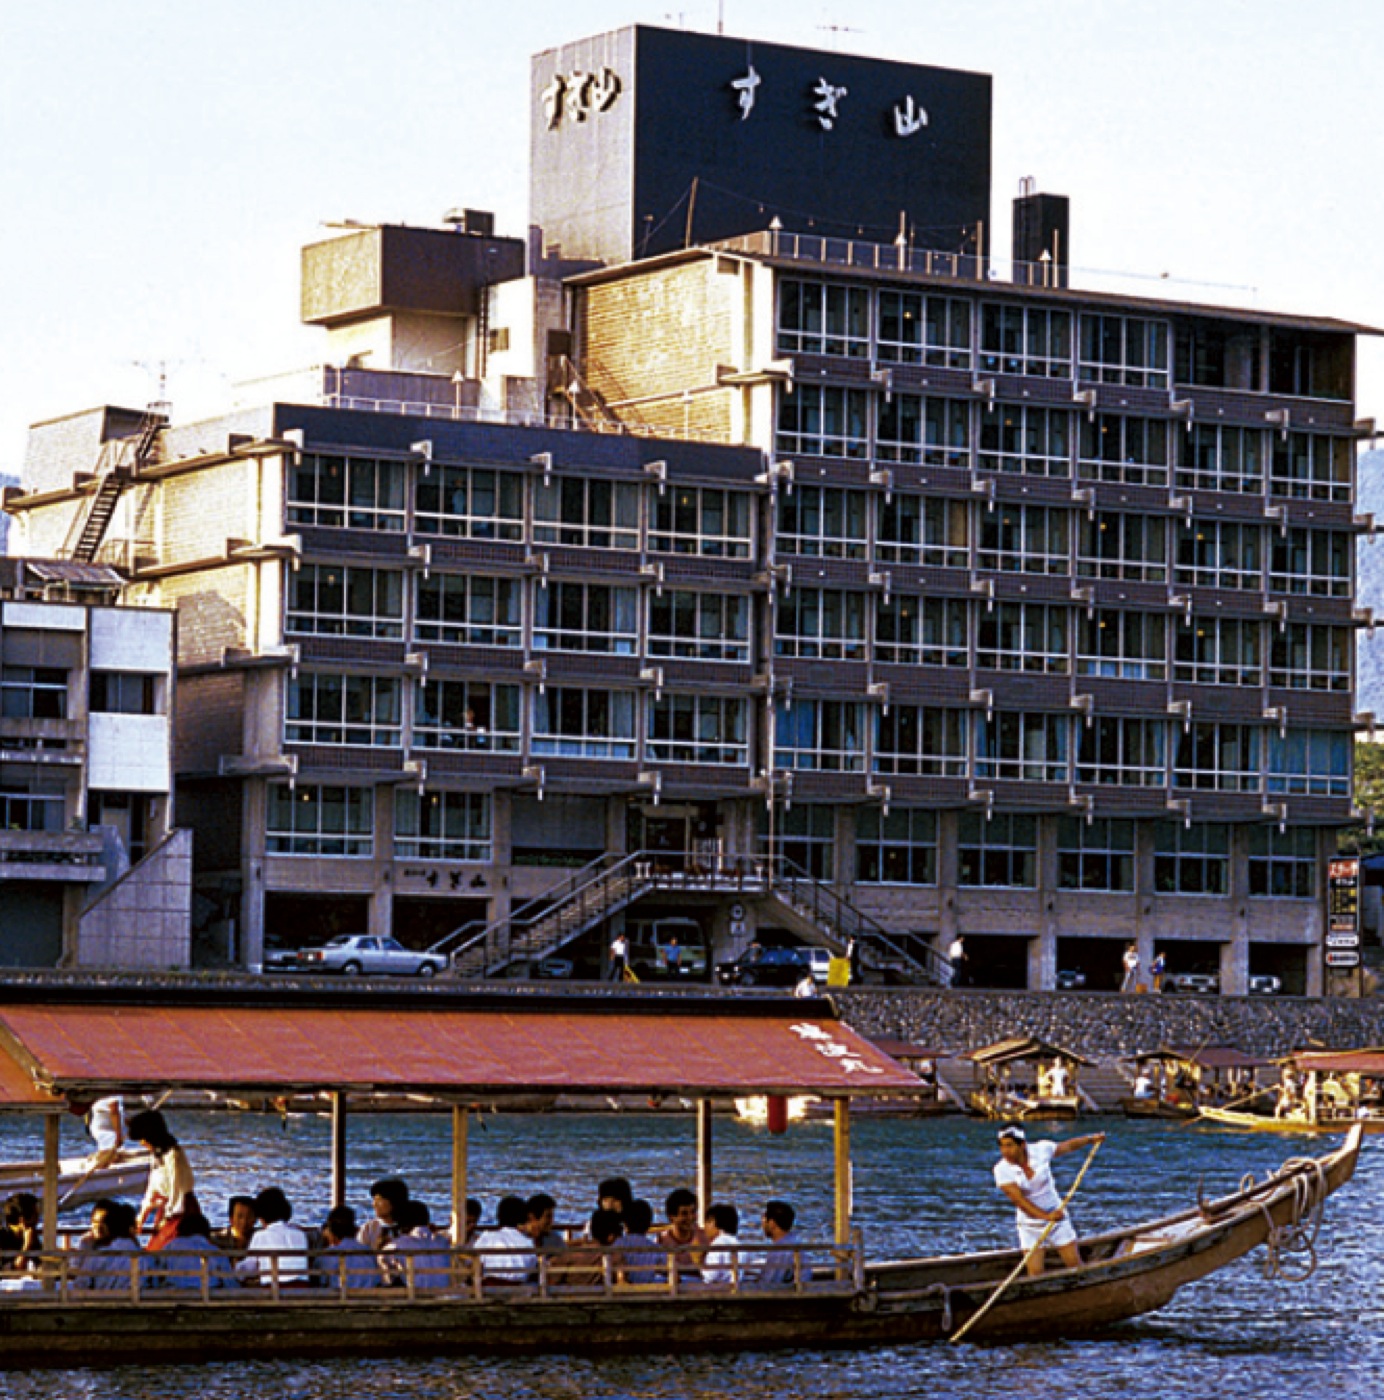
[64,410,165,564]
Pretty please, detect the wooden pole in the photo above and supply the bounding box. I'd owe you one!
[833,1098,851,1244]
[42,1115,60,1254]
[696,1098,713,1218]
[329,1091,347,1208]
[451,1104,469,1244]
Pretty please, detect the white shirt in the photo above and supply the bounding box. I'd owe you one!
[1047,1065,1070,1096]
[88,1098,124,1154]
[994,1140,1062,1222]
[236,1220,310,1282]
[702,1232,742,1285]
[473,1225,535,1282]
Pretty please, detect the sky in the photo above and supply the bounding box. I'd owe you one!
[3,0,1383,479]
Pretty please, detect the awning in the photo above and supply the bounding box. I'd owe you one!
[966,1035,1094,1069]
[1287,1048,1384,1076]
[0,1040,62,1112]
[1134,1045,1270,1071]
[0,1001,921,1100]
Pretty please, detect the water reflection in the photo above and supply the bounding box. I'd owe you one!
[0,1111,1379,1399]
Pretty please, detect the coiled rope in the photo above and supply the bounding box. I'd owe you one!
[1234,1155,1330,1282]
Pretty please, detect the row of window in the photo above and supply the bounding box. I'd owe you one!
[263,783,1317,901]
[0,668,164,721]
[776,388,1352,502]
[288,456,755,553]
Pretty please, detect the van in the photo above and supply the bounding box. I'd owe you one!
[627,917,707,981]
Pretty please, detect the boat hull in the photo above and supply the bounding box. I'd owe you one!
[1198,1106,1384,1134]
[0,1152,150,1212]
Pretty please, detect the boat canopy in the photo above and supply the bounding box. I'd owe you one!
[1284,1047,1384,1077]
[1132,1045,1270,1072]
[0,996,922,1103]
[965,1036,1094,1069]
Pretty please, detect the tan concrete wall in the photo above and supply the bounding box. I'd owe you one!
[74,828,192,970]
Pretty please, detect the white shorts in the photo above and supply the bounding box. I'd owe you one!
[1016,1214,1077,1252]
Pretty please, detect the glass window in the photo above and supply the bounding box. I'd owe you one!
[1077,512,1167,583]
[776,385,870,459]
[1269,432,1352,504]
[977,504,1069,575]
[875,595,969,667]
[286,672,402,748]
[1077,717,1167,787]
[1152,820,1228,895]
[287,453,406,532]
[1077,413,1170,488]
[957,812,1037,887]
[877,291,971,368]
[414,573,521,648]
[0,784,64,832]
[976,603,1069,674]
[650,487,752,558]
[1269,624,1351,692]
[776,279,871,358]
[1173,723,1262,793]
[777,486,868,559]
[414,463,524,540]
[533,477,639,550]
[975,711,1071,784]
[877,395,971,469]
[1077,609,1167,681]
[1078,314,1170,388]
[979,304,1072,378]
[1265,729,1351,797]
[647,591,750,664]
[1,667,68,720]
[531,687,637,760]
[876,495,969,568]
[1248,826,1317,898]
[775,588,867,661]
[1269,528,1351,598]
[647,694,749,766]
[285,564,404,640]
[266,783,373,856]
[413,679,521,752]
[1177,425,1267,495]
[394,789,492,862]
[1172,617,1263,687]
[1057,817,1136,891]
[857,808,937,884]
[1174,521,1262,591]
[873,706,968,777]
[89,671,159,715]
[759,803,835,881]
[533,583,639,654]
[978,406,1072,477]
[773,699,865,772]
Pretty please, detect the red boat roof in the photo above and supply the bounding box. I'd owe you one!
[1287,1047,1384,1076]
[0,1001,921,1101]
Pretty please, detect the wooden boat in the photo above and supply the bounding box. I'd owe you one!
[0,985,1363,1367]
[0,1148,150,1212]
[1197,1047,1384,1133]
[1122,1046,1271,1120]
[965,1036,1091,1120]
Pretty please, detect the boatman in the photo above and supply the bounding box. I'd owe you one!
[992,1125,1104,1276]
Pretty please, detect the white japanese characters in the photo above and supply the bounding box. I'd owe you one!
[730,65,761,120]
[541,67,623,129]
[893,94,928,137]
[812,77,848,130]
[789,1022,885,1076]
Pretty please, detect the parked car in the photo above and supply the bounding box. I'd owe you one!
[629,918,708,981]
[1165,972,1219,995]
[260,947,300,974]
[1055,969,1086,991]
[805,948,833,985]
[296,935,446,978]
[716,945,814,988]
[532,956,575,980]
[1249,973,1283,996]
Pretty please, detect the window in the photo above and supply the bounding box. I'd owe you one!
[777,486,868,559]
[1269,624,1351,692]
[89,671,159,715]
[413,679,521,752]
[875,595,968,667]
[1153,821,1228,895]
[647,694,749,766]
[650,487,752,558]
[1078,314,1170,388]
[266,783,373,856]
[876,495,968,567]
[1269,528,1350,598]
[648,591,751,663]
[1077,717,1167,787]
[1177,425,1267,495]
[877,395,971,468]
[1077,609,1167,681]
[1248,827,1317,898]
[857,808,936,884]
[1077,513,1167,583]
[979,304,1072,378]
[1174,521,1262,591]
[531,687,637,760]
[775,588,867,661]
[1057,817,1136,891]
[0,785,64,832]
[776,279,871,358]
[286,564,404,640]
[414,463,524,541]
[1078,414,1170,488]
[394,789,491,862]
[286,673,402,748]
[415,574,521,648]
[975,711,1071,784]
[1270,432,1352,503]
[957,813,1037,887]
[287,453,406,532]
[773,699,864,772]
[977,504,1069,575]
[1173,723,1262,793]
[877,291,971,368]
[1265,729,1351,797]
[1,667,67,720]
[978,406,1072,477]
[761,804,835,881]
[775,385,869,459]
[1173,617,1263,687]
[976,603,1069,674]
[533,583,639,654]
[533,477,639,550]
[873,706,968,777]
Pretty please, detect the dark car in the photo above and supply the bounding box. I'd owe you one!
[1055,969,1086,991]
[716,946,814,988]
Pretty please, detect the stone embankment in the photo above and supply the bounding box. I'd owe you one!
[834,988,1384,1061]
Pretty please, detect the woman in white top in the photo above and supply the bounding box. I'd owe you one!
[236,1187,310,1283]
[992,1125,1104,1276]
[127,1108,194,1249]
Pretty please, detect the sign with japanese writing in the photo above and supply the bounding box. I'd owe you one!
[1326,857,1360,942]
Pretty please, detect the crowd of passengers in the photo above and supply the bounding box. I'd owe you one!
[0,1175,803,1295]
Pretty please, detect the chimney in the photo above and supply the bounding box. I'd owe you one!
[1013,179,1069,288]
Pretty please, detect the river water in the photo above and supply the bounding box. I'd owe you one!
[0,1108,1379,1399]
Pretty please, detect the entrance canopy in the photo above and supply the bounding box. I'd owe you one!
[0,997,921,1103]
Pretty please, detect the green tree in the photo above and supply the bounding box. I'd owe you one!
[1338,739,1384,855]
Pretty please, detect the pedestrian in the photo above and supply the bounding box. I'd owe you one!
[609,931,629,982]
[1149,951,1166,993]
[947,935,965,988]
[1120,942,1140,993]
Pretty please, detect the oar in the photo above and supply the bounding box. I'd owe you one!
[949,1135,1104,1345]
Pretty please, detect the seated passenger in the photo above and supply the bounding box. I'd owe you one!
[236,1187,310,1284]
[154,1208,238,1290]
[597,1177,633,1219]
[524,1192,565,1251]
[472,1194,536,1285]
[550,1209,622,1288]
[317,1205,380,1290]
[71,1200,145,1292]
[210,1194,257,1258]
[383,1200,452,1290]
[754,1199,799,1288]
[359,1176,410,1253]
[618,1198,663,1285]
[0,1192,40,1273]
[655,1187,709,1277]
[700,1203,742,1286]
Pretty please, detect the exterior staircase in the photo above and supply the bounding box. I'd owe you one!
[64,410,164,564]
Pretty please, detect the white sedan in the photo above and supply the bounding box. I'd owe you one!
[296,935,445,978]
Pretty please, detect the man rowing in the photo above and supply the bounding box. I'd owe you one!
[992,1125,1104,1276]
